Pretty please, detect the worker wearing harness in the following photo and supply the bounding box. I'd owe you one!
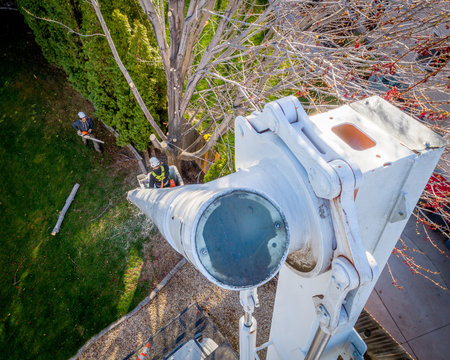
[72,111,101,153]
[148,157,170,188]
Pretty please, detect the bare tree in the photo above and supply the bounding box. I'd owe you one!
[129,0,447,165]
[91,0,448,237]
[92,1,448,164]
[90,0,270,167]
[134,0,277,167]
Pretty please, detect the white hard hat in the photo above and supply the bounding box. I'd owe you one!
[78,111,86,119]
[150,157,160,168]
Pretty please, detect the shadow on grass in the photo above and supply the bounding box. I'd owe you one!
[0,9,154,359]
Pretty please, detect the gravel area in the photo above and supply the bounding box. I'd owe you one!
[73,237,277,360]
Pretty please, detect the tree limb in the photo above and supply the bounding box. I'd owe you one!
[138,0,170,76]
[22,7,105,37]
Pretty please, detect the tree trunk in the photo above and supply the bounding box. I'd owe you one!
[143,149,150,169]
[166,149,181,172]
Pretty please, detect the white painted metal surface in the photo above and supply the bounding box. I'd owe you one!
[128,182,291,291]
[239,289,259,360]
[239,316,257,360]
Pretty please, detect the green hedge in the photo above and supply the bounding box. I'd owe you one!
[17,0,167,151]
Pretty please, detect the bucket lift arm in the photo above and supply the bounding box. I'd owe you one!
[128,95,446,360]
[248,97,377,359]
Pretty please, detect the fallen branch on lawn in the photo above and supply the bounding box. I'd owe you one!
[51,183,80,236]
[13,258,25,286]
[90,199,112,222]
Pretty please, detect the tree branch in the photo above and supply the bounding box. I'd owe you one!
[180,112,233,160]
[138,0,170,77]
[22,7,105,37]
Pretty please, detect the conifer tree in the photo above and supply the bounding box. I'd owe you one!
[18,0,166,152]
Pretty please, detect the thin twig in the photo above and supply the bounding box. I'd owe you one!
[67,254,79,268]
[22,8,105,37]
[90,199,112,222]
[13,258,25,286]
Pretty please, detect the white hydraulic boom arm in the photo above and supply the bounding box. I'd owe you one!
[128,95,446,360]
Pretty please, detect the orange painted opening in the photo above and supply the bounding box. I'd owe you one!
[332,123,376,151]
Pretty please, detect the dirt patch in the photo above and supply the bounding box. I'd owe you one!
[140,234,183,287]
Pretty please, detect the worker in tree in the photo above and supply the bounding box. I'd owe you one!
[148,157,170,188]
[72,111,101,153]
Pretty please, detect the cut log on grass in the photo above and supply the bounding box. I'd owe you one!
[51,183,80,236]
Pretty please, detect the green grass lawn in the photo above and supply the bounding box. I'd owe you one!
[0,11,153,359]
